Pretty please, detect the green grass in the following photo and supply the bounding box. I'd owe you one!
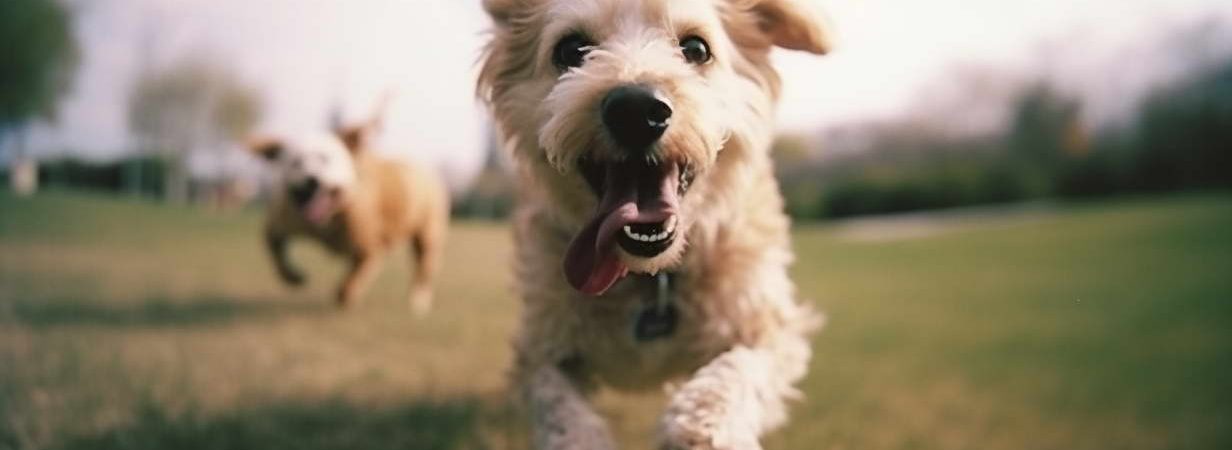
[1,190,1230,450]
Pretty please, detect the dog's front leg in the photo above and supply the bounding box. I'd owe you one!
[336,252,380,308]
[522,363,617,450]
[265,229,305,286]
[658,332,812,450]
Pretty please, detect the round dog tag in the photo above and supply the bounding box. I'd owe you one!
[635,303,678,342]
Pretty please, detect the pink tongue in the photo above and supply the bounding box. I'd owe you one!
[563,161,680,296]
[562,203,635,296]
[303,191,335,226]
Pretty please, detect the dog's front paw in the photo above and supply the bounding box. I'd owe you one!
[658,414,760,450]
[278,267,307,287]
[334,288,356,309]
[658,378,762,450]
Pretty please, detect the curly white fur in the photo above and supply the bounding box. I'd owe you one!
[478,0,833,448]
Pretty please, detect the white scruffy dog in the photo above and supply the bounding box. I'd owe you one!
[478,0,832,448]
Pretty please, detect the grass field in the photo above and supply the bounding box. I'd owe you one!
[1,190,1230,450]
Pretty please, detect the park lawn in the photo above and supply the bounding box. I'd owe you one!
[1,190,1230,450]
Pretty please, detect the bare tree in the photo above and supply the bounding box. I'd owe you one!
[127,57,262,203]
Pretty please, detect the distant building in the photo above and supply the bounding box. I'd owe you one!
[455,126,514,219]
[10,157,38,196]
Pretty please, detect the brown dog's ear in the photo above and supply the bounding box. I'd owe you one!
[334,92,392,154]
[748,0,834,55]
[248,137,283,162]
[336,125,367,155]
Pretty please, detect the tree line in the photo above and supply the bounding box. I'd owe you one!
[775,55,1232,220]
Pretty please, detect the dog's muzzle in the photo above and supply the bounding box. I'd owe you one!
[563,156,697,297]
[560,85,698,297]
[288,176,339,226]
[289,177,320,208]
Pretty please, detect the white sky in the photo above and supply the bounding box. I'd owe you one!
[22,0,1232,186]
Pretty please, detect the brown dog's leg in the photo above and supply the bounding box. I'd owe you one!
[265,229,305,286]
[408,232,441,316]
[336,252,381,309]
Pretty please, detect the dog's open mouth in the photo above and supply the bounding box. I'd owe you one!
[563,157,694,296]
[290,179,337,226]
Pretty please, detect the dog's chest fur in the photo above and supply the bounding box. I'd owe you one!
[543,228,792,390]
[568,274,722,389]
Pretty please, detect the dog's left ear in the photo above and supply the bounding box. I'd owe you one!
[248,137,283,162]
[747,0,834,55]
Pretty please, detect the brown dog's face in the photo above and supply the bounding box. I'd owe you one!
[250,133,357,226]
[480,0,830,295]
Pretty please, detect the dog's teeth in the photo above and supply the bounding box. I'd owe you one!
[622,223,677,244]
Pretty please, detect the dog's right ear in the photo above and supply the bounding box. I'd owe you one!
[248,137,283,162]
[482,0,529,28]
[745,0,834,55]
[336,126,367,155]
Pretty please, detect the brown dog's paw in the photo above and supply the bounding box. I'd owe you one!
[334,288,358,310]
[278,268,307,287]
[408,288,433,317]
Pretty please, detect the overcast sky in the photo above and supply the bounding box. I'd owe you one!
[21,0,1232,185]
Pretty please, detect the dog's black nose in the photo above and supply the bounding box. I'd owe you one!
[601,85,672,151]
[290,176,320,207]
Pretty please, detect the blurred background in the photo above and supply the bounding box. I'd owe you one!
[1,0,1230,449]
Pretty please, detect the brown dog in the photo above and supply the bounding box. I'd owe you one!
[249,123,449,312]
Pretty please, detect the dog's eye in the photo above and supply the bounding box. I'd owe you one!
[680,36,711,64]
[553,33,594,70]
